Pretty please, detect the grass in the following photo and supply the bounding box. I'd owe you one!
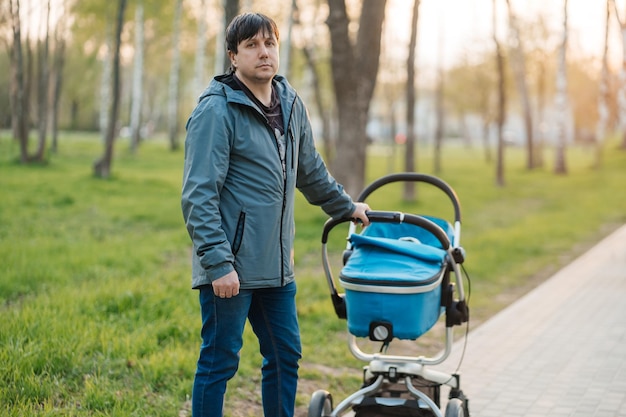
[1,132,625,416]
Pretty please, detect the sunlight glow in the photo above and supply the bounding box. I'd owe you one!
[385,0,617,71]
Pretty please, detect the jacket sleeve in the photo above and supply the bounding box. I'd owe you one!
[294,99,356,219]
[181,97,235,280]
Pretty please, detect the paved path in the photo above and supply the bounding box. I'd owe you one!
[437,224,626,417]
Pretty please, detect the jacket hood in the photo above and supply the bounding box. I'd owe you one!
[197,73,295,107]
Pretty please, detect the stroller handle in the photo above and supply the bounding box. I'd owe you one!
[357,172,462,224]
[322,211,451,250]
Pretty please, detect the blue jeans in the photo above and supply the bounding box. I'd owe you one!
[192,281,302,417]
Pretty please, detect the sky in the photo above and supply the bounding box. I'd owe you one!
[22,0,618,78]
[385,0,617,71]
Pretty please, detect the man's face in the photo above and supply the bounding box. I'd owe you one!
[230,30,279,87]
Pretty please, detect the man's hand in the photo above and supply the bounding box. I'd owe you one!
[351,202,371,226]
[212,270,240,298]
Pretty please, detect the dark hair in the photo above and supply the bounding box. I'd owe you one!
[225,13,280,55]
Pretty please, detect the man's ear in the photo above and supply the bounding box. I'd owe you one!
[228,50,237,68]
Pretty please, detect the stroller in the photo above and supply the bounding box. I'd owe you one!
[309,173,470,417]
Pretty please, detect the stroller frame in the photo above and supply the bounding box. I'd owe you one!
[310,173,470,417]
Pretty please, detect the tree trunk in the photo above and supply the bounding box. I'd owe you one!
[433,41,445,175]
[595,0,611,168]
[327,0,386,197]
[279,0,297,79]
[302,45,334,164]
[493,0,506,187]
[167,0,183,152]
[34,0,51,162]
[50,13,67,154]
[482,120,491,163]
[193,0,208,95]
[403,0,420,201]
[610,0,626,149]
[130,1,144,154]
[505,0,535,170]
[534,54,546,168]
[299,1,335,164]
[219,0,240,74]
[9,0,29,163]
[553,0,570,175]
[94,0,127,178]
[100,23,113,145]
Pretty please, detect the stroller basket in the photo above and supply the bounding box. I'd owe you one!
[340,220,454,340]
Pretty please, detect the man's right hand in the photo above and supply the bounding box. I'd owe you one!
[212,270,240,298]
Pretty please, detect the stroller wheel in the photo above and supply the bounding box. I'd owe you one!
[308,390,333,417]
[445,398,464,417]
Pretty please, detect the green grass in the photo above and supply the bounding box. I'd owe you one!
[1,133,625,416]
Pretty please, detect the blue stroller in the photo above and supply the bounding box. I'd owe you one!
[309,173,470,417]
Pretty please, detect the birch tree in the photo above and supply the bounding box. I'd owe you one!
[33,0,51,162]
[50,2,68,154]
[610,0,626,149]
[8,0,33,163]
[493,0,507,186]
[553,0,570,175]
[93,0,127,178]
[167,0,183,151]
[505,0,536,169]
[433,18,445,175]
[301,46,334,163]
[129,1,144,154]
[433,66,445,175]
[193,0,209,96]
[100,23,113,146]
[297,0,336,163]
[279,0,297,79]
[595,0,611,168]
[404,0,420,200]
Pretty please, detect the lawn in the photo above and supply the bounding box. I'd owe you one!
[1,133,624,416]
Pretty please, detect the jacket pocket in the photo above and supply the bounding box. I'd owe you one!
[289,129,295,171]
[232,211,246,255]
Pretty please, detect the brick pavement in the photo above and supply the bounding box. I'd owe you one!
[437,224,626,416]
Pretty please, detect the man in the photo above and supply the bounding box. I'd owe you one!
[181,12,370,417]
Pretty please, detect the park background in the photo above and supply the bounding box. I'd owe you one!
[2,0,626,416]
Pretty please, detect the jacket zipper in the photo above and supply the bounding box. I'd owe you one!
[261,116,288,286]
[252,95,298,287]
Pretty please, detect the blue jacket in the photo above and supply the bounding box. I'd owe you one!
[181,74,355,289]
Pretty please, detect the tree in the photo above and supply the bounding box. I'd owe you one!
[193,0,209,96]
[8,0,30,163]
[493,0,507,187]
[326,0,387,197]
[99,22,113,146]
[301,43,334,162]
[553,0,570,175]
[610,0,626,149]
[167,0,183,152]
[93,0,128,178]
[33,0,51,162]
[595,0,611,168]
[505,0,536,170]
[525,14,552,169]
[433,62,445,175]
[297,0,336,163]
[216,0,240,74]
[280,0,298,79]
[50,2,68,154]
[404,0,420,201]
[129,1,145,154]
